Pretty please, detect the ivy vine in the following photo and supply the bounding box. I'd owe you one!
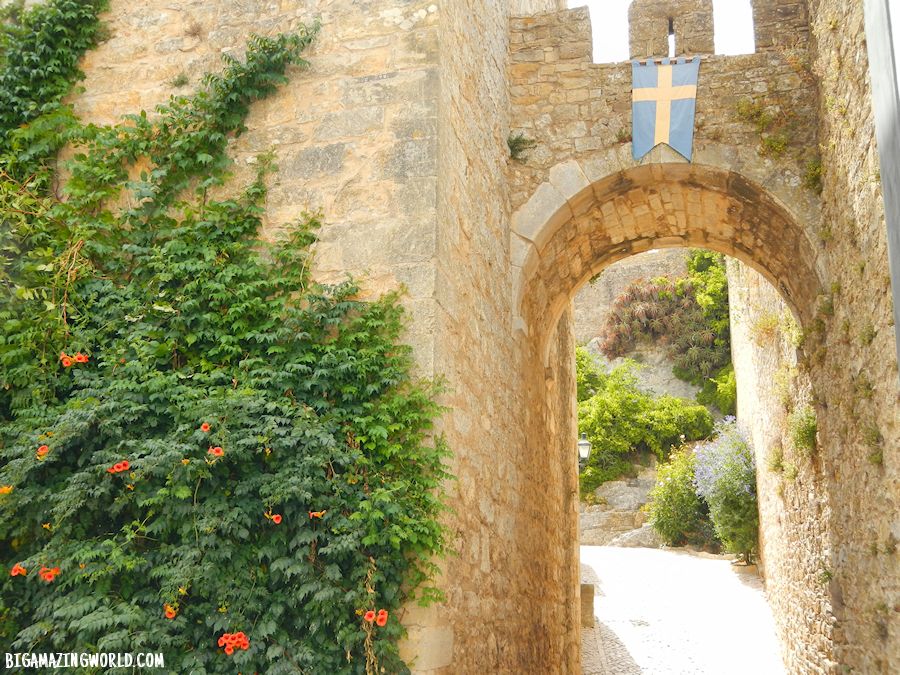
[0,3,450,673]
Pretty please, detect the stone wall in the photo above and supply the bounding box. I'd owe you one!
[71,0,444,372]
[628,0,715,58]
[509,3,899,673]
[65,1,578,672]
[573,248,687,344]
[729,259,839,671]
[425,0,581,671]
[802,0,900,669]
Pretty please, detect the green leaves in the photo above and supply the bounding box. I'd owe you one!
[0,8,446,674]
[597,250,732,385]
[577,359,713,496]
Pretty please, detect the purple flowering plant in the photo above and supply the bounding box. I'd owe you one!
[692,417,759,562]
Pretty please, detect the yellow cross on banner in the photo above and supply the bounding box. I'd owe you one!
[632,64,698,147]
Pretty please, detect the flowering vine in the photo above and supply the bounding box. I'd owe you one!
[0,4,449,672]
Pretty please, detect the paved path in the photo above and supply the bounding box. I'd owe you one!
[580,546,786,675]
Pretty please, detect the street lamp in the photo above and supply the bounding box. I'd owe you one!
[577,433,592,472]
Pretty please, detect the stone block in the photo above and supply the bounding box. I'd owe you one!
[581,584,595,627]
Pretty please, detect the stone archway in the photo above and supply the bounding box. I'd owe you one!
[511,156,824,355]
[510,156,825,672]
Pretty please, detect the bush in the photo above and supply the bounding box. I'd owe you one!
[597,251,731,386]
[577,361,713,496]
[646,446,714,546]
[693,418,759,562]
[638,396,715,461]
[575,345,606,403]
[696,364,737,416]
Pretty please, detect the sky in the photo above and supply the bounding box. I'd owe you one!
[570,0,756,63]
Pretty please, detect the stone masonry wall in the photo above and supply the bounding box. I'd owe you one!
[430,0,581,671]
[802,0,900,670]
[507,7,820,213]
[64,1,576,672]
[628,0,715,58]
[71,0,443,373]
[509,2,898,672]
[729,259,839,672]
[38,0,900,671]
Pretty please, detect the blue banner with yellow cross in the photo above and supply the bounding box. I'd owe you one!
[632,57,701,161]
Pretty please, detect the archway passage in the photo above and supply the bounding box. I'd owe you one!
[512,162,823,355]
[509,161,824,673]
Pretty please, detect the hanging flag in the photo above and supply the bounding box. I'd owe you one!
[632,57,701,161]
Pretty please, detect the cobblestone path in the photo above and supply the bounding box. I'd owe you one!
[580,546,785,675]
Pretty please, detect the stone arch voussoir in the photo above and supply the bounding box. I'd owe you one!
[510,148,824,361]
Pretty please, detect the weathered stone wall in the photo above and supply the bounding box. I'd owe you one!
[509,3,898,673]
[67,1,579,672]
[729,259,839,672]
[573,248,687,344]
[751,0,810,52]
[72,0,443,372]
[802,0,900,669]
[47,0,900,671]
[426,0,581,672]
[508,7,820,212]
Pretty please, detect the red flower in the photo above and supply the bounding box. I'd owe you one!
[36,445,50,459]
[61,357,73,368]
[10,563,26,577]
[59,352,69,362]
[106,466,116,474]
[120,460,130,471]
[200,423,211,432]
[39,566,59,582]
[113,462,124,473]
[74,353,89,364]
[208,446,224,457]
[164,604,177,619]
[308,510,326,519]
[271,514,282,525]
[376,609,388,627]
[363,610,375,622]
[219,631,249,652]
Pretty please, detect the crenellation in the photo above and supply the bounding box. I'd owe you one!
[628,0,715,58]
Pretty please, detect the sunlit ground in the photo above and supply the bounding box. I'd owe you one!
[581,546,785,675]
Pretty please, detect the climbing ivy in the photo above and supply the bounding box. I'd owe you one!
[0,3,450,673]
[0,0,107,174]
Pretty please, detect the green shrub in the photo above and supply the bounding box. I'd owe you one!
[638,396,715,461]
[0,8,450,672]
[789,404,818,455]
[575,345,606,403]
[597,250,731,386]
[646,447,714,546]
[803,158,823,194]
[693,419,759,562]
[577,362,713,496]
[696,364,737,416]
[507,131,536,160]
